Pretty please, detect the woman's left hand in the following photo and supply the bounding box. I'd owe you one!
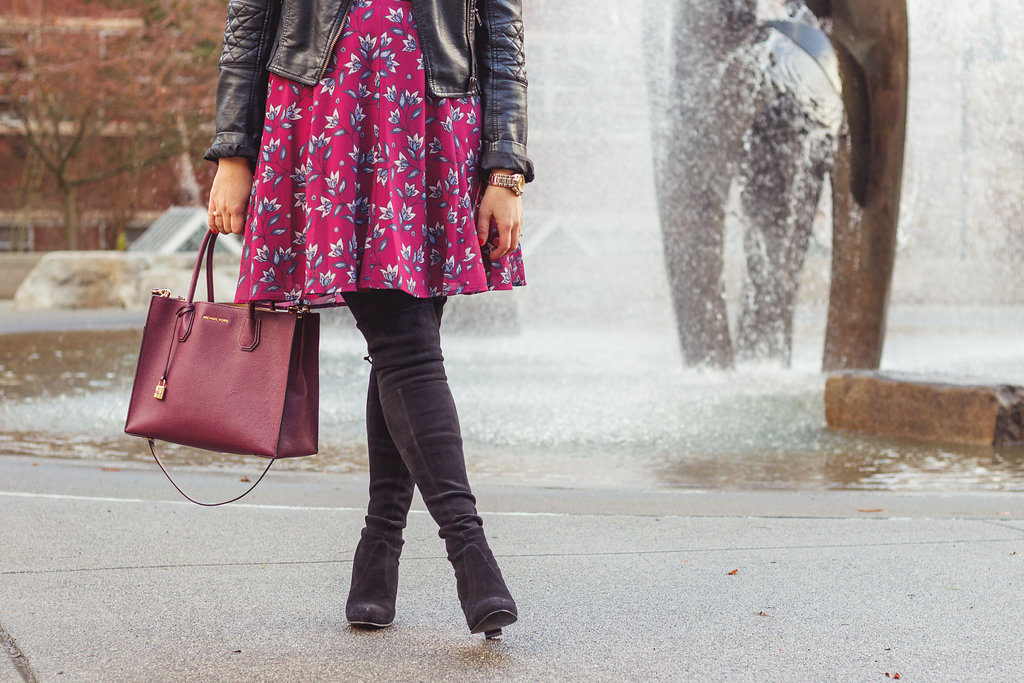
[476,176,523,260]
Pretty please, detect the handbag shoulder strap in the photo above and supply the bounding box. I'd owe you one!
[148,439,274,507]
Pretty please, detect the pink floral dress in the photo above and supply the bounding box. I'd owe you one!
[235,0,526,306]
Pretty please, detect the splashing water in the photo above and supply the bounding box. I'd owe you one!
[2,1,1024,490]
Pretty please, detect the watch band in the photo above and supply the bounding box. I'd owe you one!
[488,171,525,196]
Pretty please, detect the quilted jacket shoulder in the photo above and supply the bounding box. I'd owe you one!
[202,0,533,182]
[202,0,282,174]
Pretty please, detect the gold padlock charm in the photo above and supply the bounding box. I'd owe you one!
[154,379,166,400]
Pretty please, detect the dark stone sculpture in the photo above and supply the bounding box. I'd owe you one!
[735,11,840,365]
[816,0,910,371]
[643,0,762,369]
[735,94,836,365]
[645,0,909,371]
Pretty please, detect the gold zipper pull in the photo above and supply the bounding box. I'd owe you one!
[317,24,345,81]
[154,379,167,400]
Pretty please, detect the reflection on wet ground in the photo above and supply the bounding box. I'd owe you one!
[2,309,1024,491]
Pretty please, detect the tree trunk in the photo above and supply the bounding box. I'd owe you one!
[60,182,80,250]
[175,113,202,206]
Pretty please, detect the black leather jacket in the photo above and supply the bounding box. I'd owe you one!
[202,0,533,182]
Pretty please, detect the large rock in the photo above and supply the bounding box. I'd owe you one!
[825,371,1024,446]
[13,251,241,310]
[0,253,44,298]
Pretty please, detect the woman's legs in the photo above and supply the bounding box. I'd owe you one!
[345,299,442,626]
[345,290,483,544]
[361,293,446,531]
[343,289,516,635]
[344,365,416,627]
[364,365,417,529]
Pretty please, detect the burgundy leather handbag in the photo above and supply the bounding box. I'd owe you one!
[124,230,319,505]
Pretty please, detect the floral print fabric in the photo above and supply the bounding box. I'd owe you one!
[235,0,525,305]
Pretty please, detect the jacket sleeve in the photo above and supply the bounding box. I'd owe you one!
[201,0,282,173]
[475,0,535,183]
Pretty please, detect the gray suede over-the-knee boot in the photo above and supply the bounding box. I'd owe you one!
[345,364,416,629]
[343,290,517,637]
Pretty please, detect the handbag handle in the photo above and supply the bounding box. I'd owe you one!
[148,439,274,507]
[154,230,232,395]
[186,230,219,304]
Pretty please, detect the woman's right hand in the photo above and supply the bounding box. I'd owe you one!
[208,157,255,235]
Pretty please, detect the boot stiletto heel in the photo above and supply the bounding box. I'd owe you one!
[448,530,518,636]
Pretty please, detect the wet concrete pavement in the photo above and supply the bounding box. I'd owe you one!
[0,302,145,336]
[2,454,1023,681]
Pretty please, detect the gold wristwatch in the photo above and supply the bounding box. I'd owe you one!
[488,171,526,197]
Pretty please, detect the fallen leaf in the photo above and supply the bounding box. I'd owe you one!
[755,610,773,617]
[240,476,251,483]
[727,569,739,575]
[232,650,242,654]
[101,467,121,472]
[894,675,901,680]
[32,463,39,467]
[1012,551,1017,556]
[858,508,884,513]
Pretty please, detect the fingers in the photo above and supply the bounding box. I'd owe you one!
[207,202,247,235]
[228,201,247,235]
[207,200,222,233]
[209,212,225,233]
[476,204,491,247]
[209,160,254,235]
[489,210,522,260]
[210,209,228,234]
[476,185,526,260]
[490,219,512,259]
[221,211,232,235]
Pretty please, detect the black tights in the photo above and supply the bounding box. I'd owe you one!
[342,289,483,554]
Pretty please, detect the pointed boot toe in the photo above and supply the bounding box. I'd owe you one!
[346,600,395,629]
[468,599,518,634]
